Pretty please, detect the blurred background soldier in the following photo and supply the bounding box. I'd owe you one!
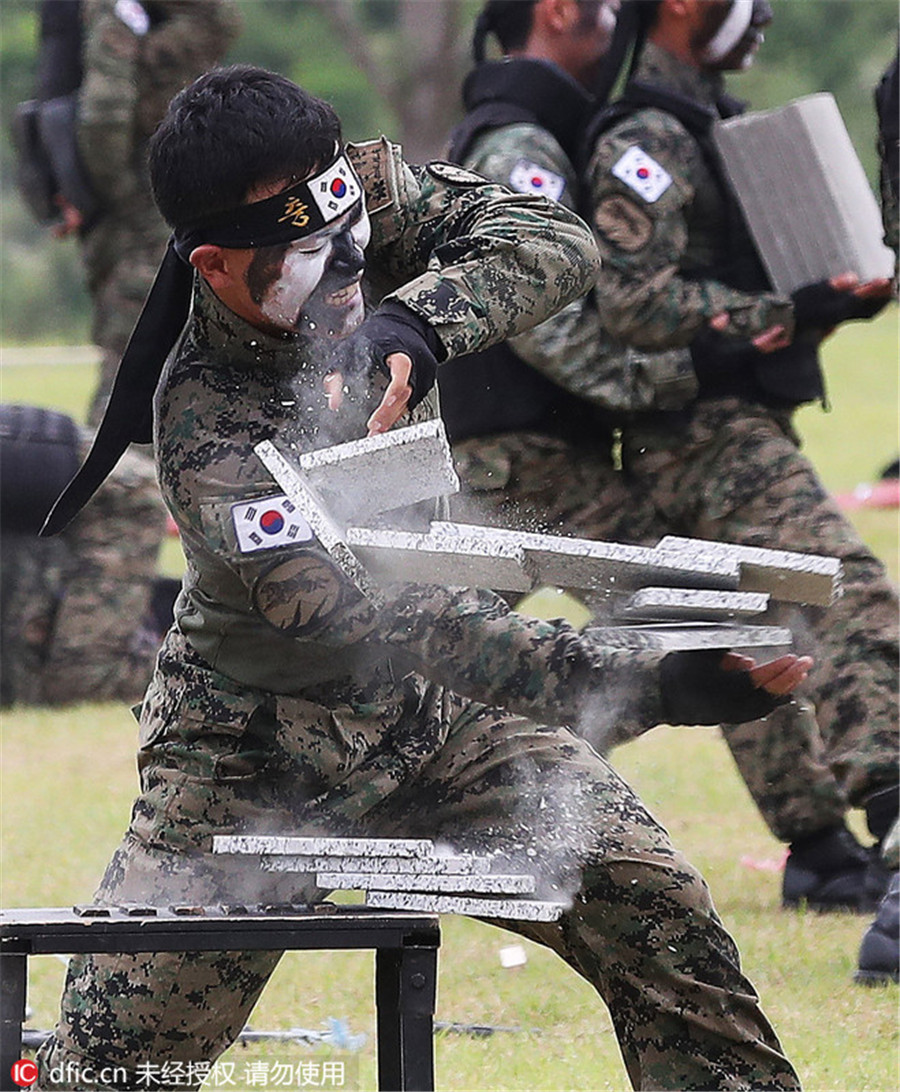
[14,0,240,425]
[854,43,900,988]
[0,403,176,707]
[441,0,895,920]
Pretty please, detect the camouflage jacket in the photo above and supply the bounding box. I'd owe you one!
[462,75,698,417]
[153,143,665,744]
[585,42,793,351]
[78,0,240,211]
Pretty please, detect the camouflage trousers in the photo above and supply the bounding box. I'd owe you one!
[451,400,899,841]
[37,633,799,1091]
[1,443,167,706]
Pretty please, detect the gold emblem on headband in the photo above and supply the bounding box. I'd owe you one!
[279,197,311,228]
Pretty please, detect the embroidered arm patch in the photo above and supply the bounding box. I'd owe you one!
[231,494,315,553]
[611,146,673,204]
[508,160,566,203]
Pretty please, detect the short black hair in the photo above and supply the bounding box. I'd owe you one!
[472,0,539,62]
[148,64,342,230]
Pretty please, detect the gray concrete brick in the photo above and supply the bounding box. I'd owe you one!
[653,536,842,607]
[260,854,493,875]
[213,835,435,858]
[582,623,793,652]
[714,94,894,294]
[345,526,535,591]
[366,890,567,922]
[615,587,770,622]
[316,872,537,894]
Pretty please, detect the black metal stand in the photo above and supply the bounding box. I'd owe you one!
[0,905,440,1092]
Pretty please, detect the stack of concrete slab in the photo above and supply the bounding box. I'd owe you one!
[213,836,567,922]
[714,93,894,294]
[253,421,842,652]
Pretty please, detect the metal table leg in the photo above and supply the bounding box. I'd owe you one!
[375,944,437,1092]
[0,952,28,1086]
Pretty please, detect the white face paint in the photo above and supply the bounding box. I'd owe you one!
[259,202,371,335]
[701,0,754,64]
[596,0,619,39]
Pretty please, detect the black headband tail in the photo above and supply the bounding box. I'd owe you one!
[40,151,363,536]
[40,240,193,536]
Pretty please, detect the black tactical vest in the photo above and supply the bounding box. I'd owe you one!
[585,81,825,409]
[441,60,615,444]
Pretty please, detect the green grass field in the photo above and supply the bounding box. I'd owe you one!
[1,310,898,1091]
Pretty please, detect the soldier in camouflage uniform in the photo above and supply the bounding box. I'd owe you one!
[36,66,812,1091]
[854,44,900,987]
[440,0,888,914]
[579,0,897,908]
[0,404,173,708]
[33,0,240,424]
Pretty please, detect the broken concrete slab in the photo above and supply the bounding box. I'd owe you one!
[213,835,435,858]
[294,419,459,522]
[317,871,537,895]
[653,536,842,607]
[582,623,793,652]
[345,526,536,591]
[432,521,740,594]
[614,587,770,622]
[366,890,566,922]
[261,854,493,875]
[254,440,385,607]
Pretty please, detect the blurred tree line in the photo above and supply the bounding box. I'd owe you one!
[1,0,896,345]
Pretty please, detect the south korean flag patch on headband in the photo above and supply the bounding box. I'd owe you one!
[310,156,362,220]
[611,146,673,204]
[509,159,566,203]
[231,494,315,553]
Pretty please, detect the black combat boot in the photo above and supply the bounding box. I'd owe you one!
[863,784,899,906]
[855,872,900,985]
[782,824,873,912]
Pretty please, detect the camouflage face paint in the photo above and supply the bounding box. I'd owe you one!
[254,200,371,338]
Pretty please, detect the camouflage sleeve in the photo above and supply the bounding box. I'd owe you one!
[78,0,142,205]
[237,526,665,732]
[464,123,579,213]
[462,123,626,402]
[355,139,601,360]
[586,109,793,348]
[458,121,696,414]
[373,583,667,734]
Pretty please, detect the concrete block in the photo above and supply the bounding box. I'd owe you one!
[653,536,842,607]
[714,94,894,293]
[316,872,537,895]
[345,526,535,591]
[366,890,566,922]
[615,587,770,622]
[582,623,793,652]
[213,835,435,858]
[260,854,492,875]
[432,522,739,594]
[295,419,459,522]
[254,440,385,607]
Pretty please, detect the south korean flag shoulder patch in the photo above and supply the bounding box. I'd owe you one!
[231,494,315,554]
[508,159,566,203]
[611,145,673,204]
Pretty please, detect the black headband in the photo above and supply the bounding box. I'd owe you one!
[42,151,364,536]
[172,150,364,258]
